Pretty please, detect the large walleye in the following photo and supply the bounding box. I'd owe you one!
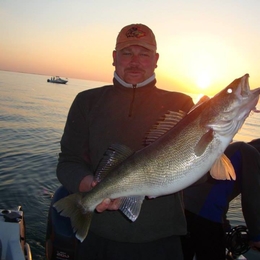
[54,74,260,242]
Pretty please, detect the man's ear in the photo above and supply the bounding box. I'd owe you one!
[112,50,116,66]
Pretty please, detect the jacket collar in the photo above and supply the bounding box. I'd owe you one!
[114,72,156,88]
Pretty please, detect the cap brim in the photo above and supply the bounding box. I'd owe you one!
[116,40,156,52]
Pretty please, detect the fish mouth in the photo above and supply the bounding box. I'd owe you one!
[236,74,260,116]
[241,73,250,95]
[211,74,259,137]
[234,73,250,98]
[236,74,258,101]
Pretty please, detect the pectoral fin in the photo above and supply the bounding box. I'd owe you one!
[210,154,236,180]
[194,129,214,156]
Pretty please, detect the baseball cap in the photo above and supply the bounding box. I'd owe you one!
[115,24,157,52]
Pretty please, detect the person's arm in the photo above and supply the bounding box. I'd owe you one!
[56,93,94,193]
[57,93,121,211]
[240,143,260,248]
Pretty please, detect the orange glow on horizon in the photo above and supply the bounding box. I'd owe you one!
[1,1,260,98]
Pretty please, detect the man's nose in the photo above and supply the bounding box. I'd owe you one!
[130,55,140,64]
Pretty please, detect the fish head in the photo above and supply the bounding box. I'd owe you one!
[202,74,260,137]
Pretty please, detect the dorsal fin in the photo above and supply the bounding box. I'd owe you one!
[143,110,186,146]
[94,144,134,182]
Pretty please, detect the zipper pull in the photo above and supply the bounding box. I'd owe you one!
[128,84,137,117]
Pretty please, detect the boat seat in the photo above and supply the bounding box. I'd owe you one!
[46,186,78,260]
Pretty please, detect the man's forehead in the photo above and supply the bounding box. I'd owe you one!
[120,45,152,52]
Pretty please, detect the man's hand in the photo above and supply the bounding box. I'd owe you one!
[92,180,121,212]
[95,198,121,212]
[79,175,94,192]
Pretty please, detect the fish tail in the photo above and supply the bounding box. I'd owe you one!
[53,193,93,242]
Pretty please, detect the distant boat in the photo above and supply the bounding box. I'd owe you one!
[47,76,68,84]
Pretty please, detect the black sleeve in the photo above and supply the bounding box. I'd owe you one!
[240,142,260,241]
[56,93,93,193]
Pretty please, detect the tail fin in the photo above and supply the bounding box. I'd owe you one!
[53,193,93,242]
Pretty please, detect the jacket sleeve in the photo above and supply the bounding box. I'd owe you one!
[56,93,93,193]
[240,142,260,241]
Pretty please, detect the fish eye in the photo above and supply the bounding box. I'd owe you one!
[227,88,233,94]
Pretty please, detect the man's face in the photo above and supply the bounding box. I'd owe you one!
[113,45,159,85]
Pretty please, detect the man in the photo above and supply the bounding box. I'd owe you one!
[52,24,194,259]
[181,140,260,260]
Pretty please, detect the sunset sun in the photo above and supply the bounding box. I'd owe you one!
[196,73,211,90]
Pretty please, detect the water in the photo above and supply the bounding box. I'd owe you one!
[0,70,259,259]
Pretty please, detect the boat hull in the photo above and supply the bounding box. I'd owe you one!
[0,207,32,260]
[47,79,68,84]
[47,76,68,84]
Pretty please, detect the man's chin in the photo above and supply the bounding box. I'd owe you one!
[125,74,144,85]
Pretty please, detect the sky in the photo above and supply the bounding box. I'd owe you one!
[1,0,260,96]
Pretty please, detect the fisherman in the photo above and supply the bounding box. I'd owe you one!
[181,139,260,260]
[47,24,194,259]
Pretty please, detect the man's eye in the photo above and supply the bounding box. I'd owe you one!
[123,52,132,56]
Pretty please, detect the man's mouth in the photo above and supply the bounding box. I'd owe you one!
[126,68,144,74]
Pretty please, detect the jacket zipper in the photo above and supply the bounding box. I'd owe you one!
[128,84,137,117]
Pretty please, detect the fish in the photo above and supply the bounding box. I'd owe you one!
[54,74,260,242]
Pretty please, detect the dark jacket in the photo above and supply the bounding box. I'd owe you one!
[184,141,260,241]
[57,78,194,242]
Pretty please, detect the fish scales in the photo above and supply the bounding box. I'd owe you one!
[54,74,260,242]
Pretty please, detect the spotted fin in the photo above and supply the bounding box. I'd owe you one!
[95,144,134,182]
[144,110,186,146]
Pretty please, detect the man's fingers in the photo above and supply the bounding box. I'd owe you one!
[95,198,111,212]
[95,198,121,212]
[91,180,98,188]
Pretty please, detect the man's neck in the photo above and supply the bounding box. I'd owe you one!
[114,72,155,88]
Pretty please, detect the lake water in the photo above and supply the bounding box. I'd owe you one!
[0,70,259,259]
